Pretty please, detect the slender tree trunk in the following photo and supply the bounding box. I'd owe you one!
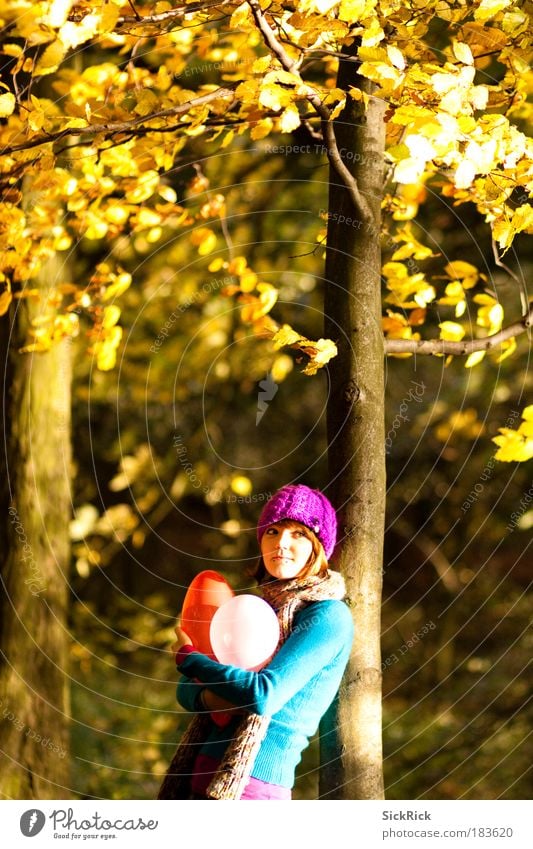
[0,262,71,798]
[320,57,386,799]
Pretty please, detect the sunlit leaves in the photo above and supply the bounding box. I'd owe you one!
[0,91,15,117]
[271,324,338,375]
[474,294,504,335]
[493,407,533,462]
[434,409,485,443]
[20,311,80,354]
[382,311,421,359]
[439,321,466,342]
[492,205,533,251]
[474,0,512,22]
[240,282,278,322]
[0,280,12,316]
[0,0,529,415]
[383,261,436,309]
[438,261,482,318]
[190,227,218,256]
[89,323,123,372]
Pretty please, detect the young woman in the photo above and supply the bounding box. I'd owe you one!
[159,484,354,800]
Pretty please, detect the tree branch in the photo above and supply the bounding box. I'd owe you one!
[246,0,372,222]
[0,87,236,156]
[384,304,533,356]
[92,1,230,29]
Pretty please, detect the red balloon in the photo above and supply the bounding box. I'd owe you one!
[180,570,234,659]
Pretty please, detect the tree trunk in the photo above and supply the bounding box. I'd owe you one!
[0,266,71,798]
[320,58,386,800]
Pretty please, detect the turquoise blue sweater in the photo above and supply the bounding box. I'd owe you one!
[176,599,354,789]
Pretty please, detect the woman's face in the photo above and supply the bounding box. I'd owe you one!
[260,522,313,580]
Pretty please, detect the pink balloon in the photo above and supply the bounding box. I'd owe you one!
[210,596,280,671]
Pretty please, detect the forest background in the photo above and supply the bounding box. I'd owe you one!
[0,0,531,801]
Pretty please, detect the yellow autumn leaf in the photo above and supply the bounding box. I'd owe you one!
[228,257,248,276]
[45,0,74,28]
[94,326,122,371]
[455,159,476,189]
[100,3,119,32]
[492,218,513,251]
[221,129,235,148]
[230,1,252,29]
[360,16,385,47]
[391,105,435,125]
[103,273,132,302]
[474,295,503,333]
[236,80,259,103]
[439,321,465,342]
[470,85,489,110]
[0,92,16,117]
[251,118,274,140]
[258,83,291,112]
[0,288,13,315]
[159,185,177,203]
[190,228,217,256]
[272,324,302,350]
[511,205,533,237]
[452,41,474,65]
[134,89,159,117]
[239,271,258,293]
[105,204,130,226]
[256,282,278,313]
[474,0,512,23]
[301,338,338,375]
[279,105,301,133]
[493,429,533,462]
[264,70,302,87]
[444,261,479,285]
[136,208,161,228]
[494,336,516,362]
[271,354,293,383]
[391,225,435,261]
[84,213,108,240]
[311,0,338,12]
[240,298,262,323]
[382,312,410,335]
[387,46,405,71]
[240,284,278,323]
[359,60,402,86]
[394,157,427,185]
[1,44,23,58]
[518,420,533,438]
[34,39,66,75]
[102,305,121,329]
[252,55,271,74]
[465,350,486,368]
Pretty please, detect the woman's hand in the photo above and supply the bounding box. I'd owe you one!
[171,623,193,658]
[201,690,243,713]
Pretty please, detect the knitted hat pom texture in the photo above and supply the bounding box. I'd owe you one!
[257,485,337,559]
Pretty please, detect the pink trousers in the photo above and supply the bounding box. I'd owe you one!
[191,754,291,800]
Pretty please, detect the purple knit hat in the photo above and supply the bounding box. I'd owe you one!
[257,485,337,559]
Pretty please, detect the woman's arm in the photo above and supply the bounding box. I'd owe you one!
[173,629,243,715]
[175,600,353,716]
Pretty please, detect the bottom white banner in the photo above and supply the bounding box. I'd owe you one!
[2,800,530,848]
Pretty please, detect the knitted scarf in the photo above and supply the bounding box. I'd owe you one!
[157,570,346,800]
